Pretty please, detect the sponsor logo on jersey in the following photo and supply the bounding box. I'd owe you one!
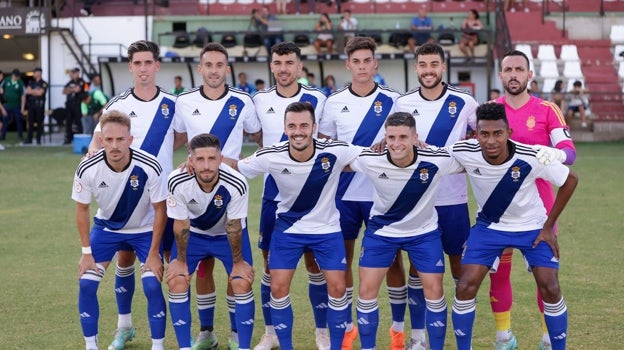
[321,157,331,172]
[374,101,383,115]
[73,180,82,193]
[229,104,238,118]
[378,172,388,179]
[511,166,521,181]
[448,101,457,117]
[412,109,420,116]
[188,198,198,205]
[341,106,349,113]
[473,168,481,175]
[419,168,429,182]
[192,109,201,116]
[130,175,139,189]
[213,194,223,208]
[161,104,170,117]
[129,111,137,118]
[167,194,176,207]
[267,107,276,114]
[281,168,291,174]
[98,181,108,188]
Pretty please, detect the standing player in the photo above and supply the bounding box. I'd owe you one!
[73,111,168,350]
[173,42,261,350]
[351,112,462,350]
[317,36,401,350]
[491,49,576,350]
[450,102,578,350]
[394,42,477,350]
[166,133,255,350]
[88,40,184,350]
[227,101,361,350]
[252,42,329,350]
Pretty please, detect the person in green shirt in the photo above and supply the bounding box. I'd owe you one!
[1,69,26,141]
[170,75,188,95]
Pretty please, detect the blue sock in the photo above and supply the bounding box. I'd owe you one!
[78,267,104,337]
[197,292,216,329]
[141,274,166,339]
[227,295,237,333]
[308,272,328,329]
[451,297,476,350]
[115,264,135,316]
[270,294,293,350]
[388,285,407,324]
[327,293,348,350]
[261,273,273,327]
[169,291,192,348]
[235,290,255,349]
[408,274,426,331]
[356,298,379,349]
[425,296,447,350]
[544,298,568,350]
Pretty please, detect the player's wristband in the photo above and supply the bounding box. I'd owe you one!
[81,246,92,255]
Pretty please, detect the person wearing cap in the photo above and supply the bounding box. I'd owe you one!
[25,67,49,145]
[0,69,26,142]
[62,67,85,144]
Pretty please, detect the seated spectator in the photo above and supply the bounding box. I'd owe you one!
[505,0,529,13]
[314,13,334,54]
[566,80,589,128]
[236,72,256,94]
[322,74,337,96]
[255,78,265,92]
[550,79,565,111]
[407,8,434,53]
[458,9,483,62]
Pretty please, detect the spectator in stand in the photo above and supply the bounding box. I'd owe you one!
[530,80,540,98]
[458,9,483,63]
[25,67,48,145]
[236,72,257,94]
[0,70,5,149]
[295,0,315,14]
[505,0,529,13]
[250,6,284,54]
[407,8,434,54]
[322,74,337,96]
[489,88,501,101]
[337,9,358,53]
[314,13,335,54]
[255,78,266,92]
[308,72,319,89]
[550,80,565,111]
[170,75,188,95]
[298,66,310,86]
[62,67,85,143]
[566,80,589,128]
[0,69,26,143]
[277,0,288,14]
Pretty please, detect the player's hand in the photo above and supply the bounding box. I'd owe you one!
[533,226,560,260]
[229,260,255,285]
[166,259,190,285]
[414,139,429,149]
[142,253,164,282]
[77,254,99,278]
[533,145,566,165]
[177,157,194,175]
[371,139,386,153]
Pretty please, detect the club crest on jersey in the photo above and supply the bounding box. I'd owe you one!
[526,115,536,130]
[166,194,176,208]
[130,175,139,189]
[374,101,383,115]
[321,157,331,172]
[213,194,224,208]
[419,168,429,182]
[229,104,238,118]
[448,101,457,117]
[510,166,521,181]
[161,104,170,117]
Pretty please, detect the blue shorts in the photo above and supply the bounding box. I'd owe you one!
[462,224,560,272]
[359,229,445,274]
[268,230,346,271]
[436,203,470,256]
[258,199,278,251]
[337,199,372,240]
[90,226,156,264]
[566,105,585,113]
[170,228,253,275]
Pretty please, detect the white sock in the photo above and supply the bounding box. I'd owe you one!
[542,333,551,345]
[391,321,404,332]
[84,335,98,349]
[265,325,276,335]
[316,328,328,337]
[496,329,513,342]
[151,338,164,350]
[117,313,132,329]
[411,329,426,342]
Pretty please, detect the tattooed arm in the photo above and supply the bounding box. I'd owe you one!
[166,218,191,285]
[226,218,254,284]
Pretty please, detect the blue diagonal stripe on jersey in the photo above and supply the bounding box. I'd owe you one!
[425,95,466,146]
[210,96,245,147]
[263,133,288,201]
[94,166,148,230]
[276,152,337,231]
[190,185,231,231]
[476,159,532,225]
[142,96,175,156]
[367,161,439,233]
[299,93,319,108]
[337,92,394,197]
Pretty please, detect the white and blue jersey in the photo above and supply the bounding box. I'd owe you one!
[319,83,400,201]
[350,146,463,238]
[101,87,177,175]
[72,147,167,233]
[237,139,362,234]
[395,83,477,206]
[450,139,570,231]
[173,85,261,159]
[252,84,327,201]
[166,163,249,235]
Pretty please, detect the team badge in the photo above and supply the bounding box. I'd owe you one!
[526,115,536,130]
[130,175,139,189]
[229,104,238,118]
[510,166,521,181]
[373,101,383,115]
[321,157,331,172]
[448,101,457,117]
[166,194,176,208]
[161,104,170,117]
[213,194,224,208]
[419,168,429,182]
[73,180,82,193]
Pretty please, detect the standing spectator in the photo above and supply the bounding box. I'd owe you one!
[322,74,337,96]
[0,69,26,142]
[337,9,358,53]
[0,70,5,149]
[407,8,434,53]
[314,13,334,54]
[170,75,188,95]
[81,73,108,135]
[236,71,257,94]
[73,110,168,350]
[62,67,85,143]
[566,80,589,128]
[255,78,266,92]
[24,67,48,145]
[550,80,565,111]
[458,9,483,62]
[250,6,284,54]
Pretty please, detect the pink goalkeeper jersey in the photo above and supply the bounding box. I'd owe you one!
[496,95,575,213]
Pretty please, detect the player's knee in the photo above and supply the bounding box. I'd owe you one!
[230,277,252,294]
[116,251,136,267]
[537,279,561,303]
[167,276,189,294]
[455,279,479,300]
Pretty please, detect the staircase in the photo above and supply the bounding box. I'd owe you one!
[49,27,97,74]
